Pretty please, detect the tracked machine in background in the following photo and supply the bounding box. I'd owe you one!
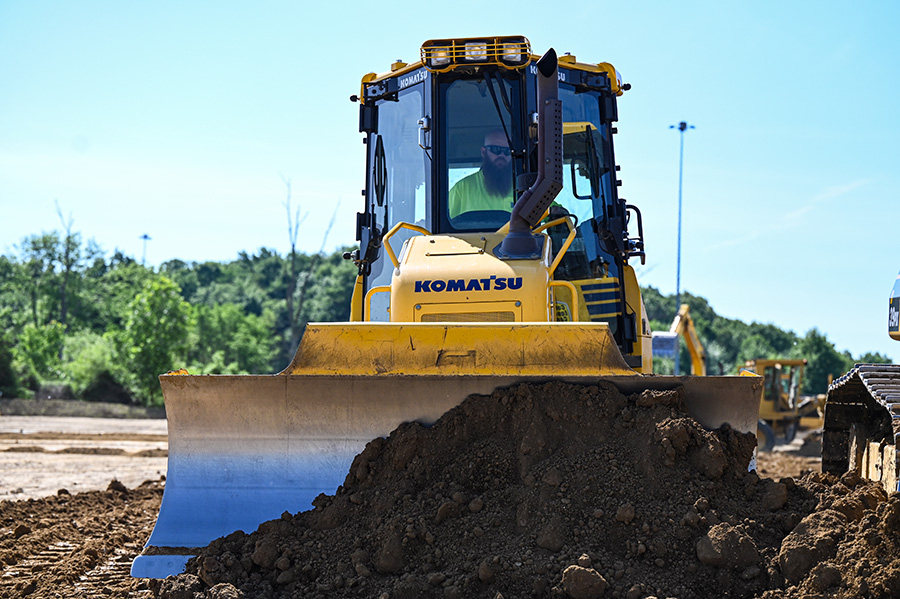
[822,270,900,492]
[131,37,763,578]
[745,359,806,451]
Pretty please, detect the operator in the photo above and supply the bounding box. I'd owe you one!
[448,130,516,219]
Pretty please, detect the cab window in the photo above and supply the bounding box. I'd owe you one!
[442,76,520,232]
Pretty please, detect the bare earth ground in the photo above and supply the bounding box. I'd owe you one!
[0,415,168,501]
[1,387,892,599]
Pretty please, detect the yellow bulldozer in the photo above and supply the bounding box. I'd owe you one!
[822,270,900,492]
[131,36,763,578]
[744,358,808,451]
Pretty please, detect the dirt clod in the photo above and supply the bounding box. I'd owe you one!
[561,564,608,598]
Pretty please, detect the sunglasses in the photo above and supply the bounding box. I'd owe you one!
[483,145,511,156]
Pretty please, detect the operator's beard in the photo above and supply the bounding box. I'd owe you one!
[482,159,513,198]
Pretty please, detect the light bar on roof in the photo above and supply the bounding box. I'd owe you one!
[420,36,531,72]
[464,42,488,61]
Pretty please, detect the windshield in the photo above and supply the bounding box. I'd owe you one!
[442,75,520,232]
[558,86,609,224]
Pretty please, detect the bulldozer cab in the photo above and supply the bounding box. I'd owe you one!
[746,358,805,417]
[354,37,645,360]
[744,358,806,450]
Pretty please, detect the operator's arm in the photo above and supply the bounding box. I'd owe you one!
[448,179,465,219]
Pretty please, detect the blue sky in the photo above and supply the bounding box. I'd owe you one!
[1,1,898,362]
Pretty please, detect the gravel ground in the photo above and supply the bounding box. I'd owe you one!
[0,416,167,501]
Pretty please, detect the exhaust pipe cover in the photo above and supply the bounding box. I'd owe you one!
[498,48,563,259]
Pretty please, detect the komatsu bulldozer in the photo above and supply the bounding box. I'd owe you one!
[745,358,807,451]
[822,270,900,492]
[131,36,763,578]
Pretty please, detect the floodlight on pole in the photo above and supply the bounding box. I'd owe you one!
[140,234,151,266]
[669,121,694,375]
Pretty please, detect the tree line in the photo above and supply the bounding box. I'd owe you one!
[0,228,888,405]
[0,228,355,405]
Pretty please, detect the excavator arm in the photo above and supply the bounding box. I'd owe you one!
[652,304,707,376]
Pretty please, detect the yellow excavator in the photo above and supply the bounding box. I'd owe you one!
[822,270,900,492]
[651,303,707,376]
[131,36,763,578]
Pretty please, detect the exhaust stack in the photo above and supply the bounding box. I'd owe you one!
[499,48,563,258]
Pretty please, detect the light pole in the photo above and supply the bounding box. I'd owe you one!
[670,121,693,375]
[140,234,151,266]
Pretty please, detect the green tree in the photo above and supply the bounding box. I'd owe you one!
[18,233,61,327]
[857,351,893,364]
[14,321,66,388]
[82,261,156,333]
[114,276,192,405]
[735,325,799,365]
[188,303,278,374]
[54,203,83,332]
[737,334,781,363]
[0,256,29,333]
[300,248,357,324]
[795,328,854,394]
[0,330,18,398]
[60,330,118,398]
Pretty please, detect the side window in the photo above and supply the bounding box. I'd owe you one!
[366,86,427,321]
[558,87,605,225]
[549,87,616,282]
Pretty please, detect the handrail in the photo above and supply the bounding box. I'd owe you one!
[533,215,577,276]
[364,285,391,321]
[382,222,432,268]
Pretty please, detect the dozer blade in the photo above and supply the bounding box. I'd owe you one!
[132,322,762,578]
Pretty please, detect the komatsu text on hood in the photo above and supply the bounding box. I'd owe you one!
[415,276,524,293]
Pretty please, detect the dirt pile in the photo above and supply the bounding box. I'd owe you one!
[0,479,163,598]
[149,381,900,598]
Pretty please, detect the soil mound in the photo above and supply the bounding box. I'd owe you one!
[152,381,900,599]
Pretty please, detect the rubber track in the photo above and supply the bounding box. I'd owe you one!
[822,363,900,489]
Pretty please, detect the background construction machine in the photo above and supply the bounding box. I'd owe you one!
[822,270,900,493]
[131,37,763,578]
[652,309,822,451]
[744,358,810,451]
[651,303,707,376]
